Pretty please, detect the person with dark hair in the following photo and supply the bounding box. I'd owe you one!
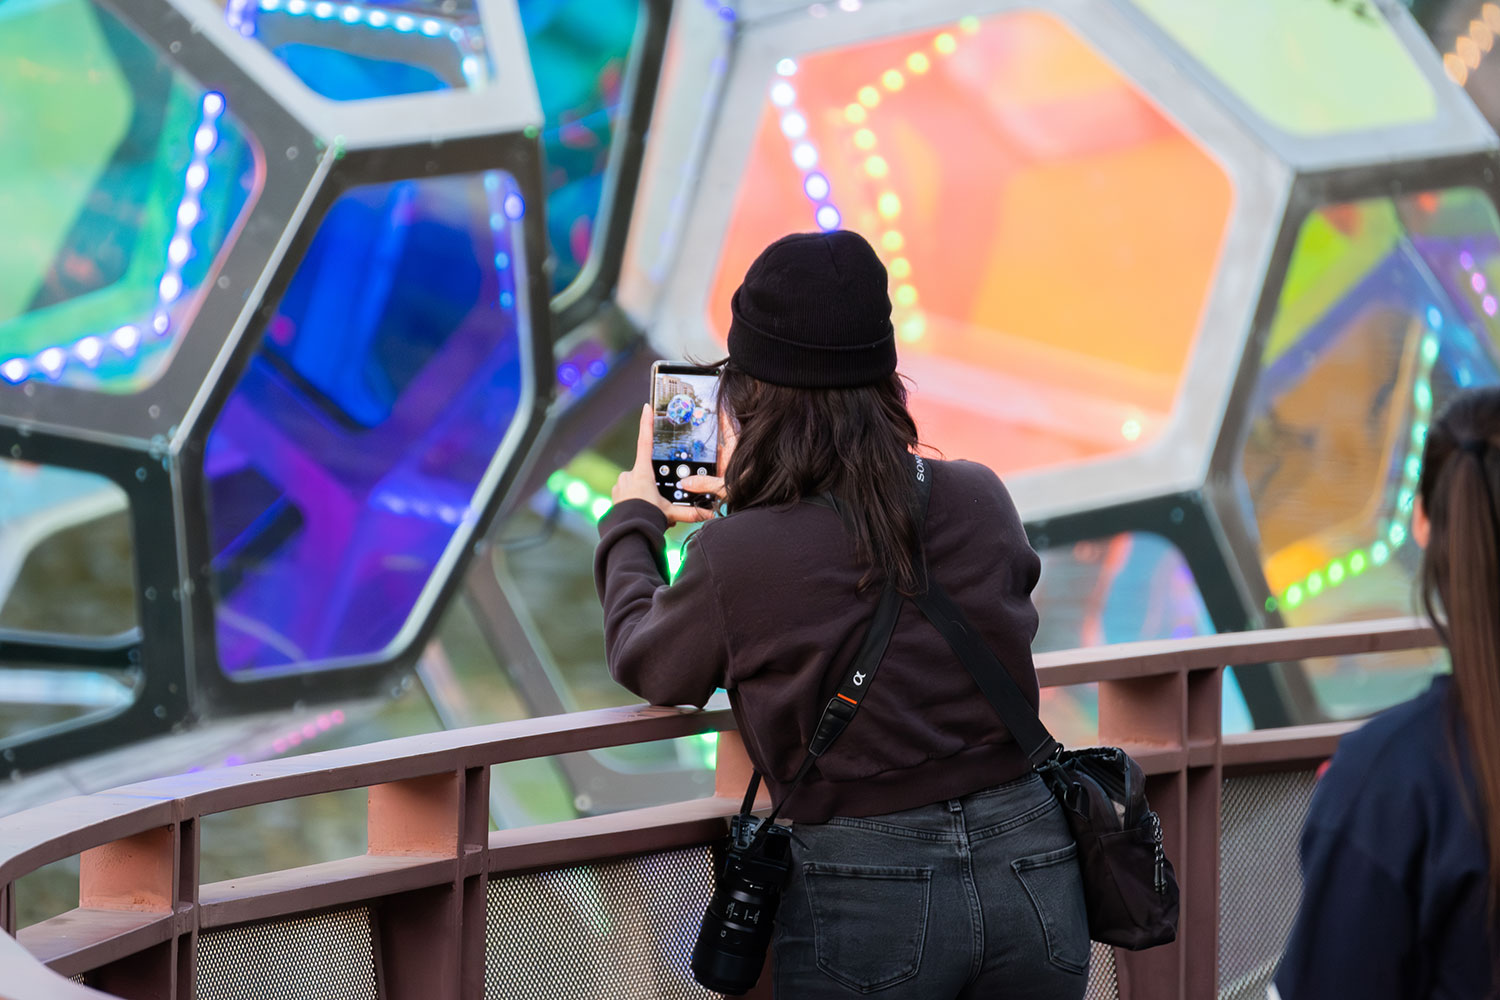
[595,231,1088,998]
[1273,386,1500,999]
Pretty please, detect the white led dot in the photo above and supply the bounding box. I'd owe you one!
[202,93,225,117]
[111,326,141,354]
[341,5,360,20]
[792,143,817,169]
[0,359,29,383]
[74,337,103,364]
[313,1,334,16]
[37,348,65,376]
[194,126,217,154]
[394,14,415,30]
[177,201,201,227]
[159,273,183,303]
[152,310,171,334]
[168,238,190,265]
[421,18,441,35]
[780,112,807,138]
[770,81,796,106]
[186,163,208,190]
[367,8,387,24]
[776,58,797,76]
[286,0,306,12]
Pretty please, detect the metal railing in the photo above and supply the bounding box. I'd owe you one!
[0,617,1439,1000]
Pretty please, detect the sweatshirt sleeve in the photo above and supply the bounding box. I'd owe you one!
[592,499,730,708]
[1273,759,1419,1000]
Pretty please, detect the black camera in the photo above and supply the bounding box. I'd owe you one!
[691,813,793,995]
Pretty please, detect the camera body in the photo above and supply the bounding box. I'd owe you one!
[691,814,793,995]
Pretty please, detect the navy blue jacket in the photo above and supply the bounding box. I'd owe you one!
[1275,676,1492,1000]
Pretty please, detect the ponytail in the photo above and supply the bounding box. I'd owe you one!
[1418,388,1500,919]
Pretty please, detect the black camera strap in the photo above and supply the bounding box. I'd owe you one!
[744,455,933,830]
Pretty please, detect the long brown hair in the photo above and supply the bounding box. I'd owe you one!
[716,362,924,594]
[1418,386,1500,913]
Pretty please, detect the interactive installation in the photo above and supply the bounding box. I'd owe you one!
[1,0,1498,817]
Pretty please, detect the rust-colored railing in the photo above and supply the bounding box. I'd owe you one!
[0,617,1439,1000]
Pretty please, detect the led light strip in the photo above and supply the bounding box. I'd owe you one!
[768,59,842,232]
[1272,317,1442,612]
[836,20,977,347]
[1,92,226,386]
[545,470,690,579]
[1441,3,1500,87]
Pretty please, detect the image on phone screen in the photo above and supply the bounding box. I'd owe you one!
[651,363,720,507]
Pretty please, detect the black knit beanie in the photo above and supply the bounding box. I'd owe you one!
[727,230,897,388]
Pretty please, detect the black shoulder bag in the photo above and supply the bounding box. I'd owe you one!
[904,455,1180,950]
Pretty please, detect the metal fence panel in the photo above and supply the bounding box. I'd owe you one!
[196,905,379,1000]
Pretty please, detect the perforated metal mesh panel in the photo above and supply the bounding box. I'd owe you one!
[1218,769,1319,1000]
[196,905,379,1000]
[486,846,723,1000]
[1085,942,1119,1000]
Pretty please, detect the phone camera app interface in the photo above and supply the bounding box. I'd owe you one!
[653,370,718,504]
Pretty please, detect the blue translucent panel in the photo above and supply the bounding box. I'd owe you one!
[205,171,528,675]
[230,0,493,100]
[0,0,258,392]
[1031,533,1251,739]
[521,0,639,292]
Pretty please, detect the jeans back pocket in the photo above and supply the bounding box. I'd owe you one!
[1011,843,1090,974]
[804,863,932,993]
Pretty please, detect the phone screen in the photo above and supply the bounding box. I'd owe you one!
[651,363,721,507]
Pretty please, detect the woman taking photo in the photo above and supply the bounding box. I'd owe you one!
[595,231,1088,998]
[1274,387,1500,998]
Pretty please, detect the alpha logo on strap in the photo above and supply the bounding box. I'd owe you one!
[853,671,866,686]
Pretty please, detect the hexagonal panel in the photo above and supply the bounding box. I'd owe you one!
[205,169,532,675]
[523,0,641,292]
[705,11,1233,477]
[1130,0,1436,137]
[225,0,495,99]
[1242,186,1500,714]
[0,0,260,392]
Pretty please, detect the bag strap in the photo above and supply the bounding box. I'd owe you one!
[746,457,929,827]
[909,583,1060,767]
[904,457,1060,767]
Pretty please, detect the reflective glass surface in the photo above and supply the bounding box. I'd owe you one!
[205,170,529,675]
[228,0,494,99]
[521,0,640,293]
[1132,0,1436,136]
[0,0,259,392]
[709,12,1233,478]
[1032,532,1250,742]
[1245,187,1500,716]
[0,460,135,636]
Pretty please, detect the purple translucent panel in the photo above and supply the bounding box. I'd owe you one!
[205,171,528,675]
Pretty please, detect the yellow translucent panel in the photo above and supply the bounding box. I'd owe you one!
[709,11,1233,478]
[1132,0,1436,136]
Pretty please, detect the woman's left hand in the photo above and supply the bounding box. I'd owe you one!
[611,404,718,524]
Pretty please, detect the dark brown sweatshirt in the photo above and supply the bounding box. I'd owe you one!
[593,457,1042,823]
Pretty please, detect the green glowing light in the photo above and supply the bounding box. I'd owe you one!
[667,549,683,580]
[1306,572,1324,596]
[1412,422,1428,447]
[1422,335,1440,363]
[1372,540,1390,565]
[1264,596,1277,612]
[1405,456,1422,480]
[1350,551,1367,575]
[1328,561,1345,585]
[590,497,612,521]
[1389,522,1407,547]
[1398,488,1414,512]
[1414,381,1433,413]
[1285,584,1304,608]
[546,471,566,493]
[563,480,592,508]
[958,14,980,32]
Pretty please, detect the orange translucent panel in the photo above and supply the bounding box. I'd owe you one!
[708,12,1233,476]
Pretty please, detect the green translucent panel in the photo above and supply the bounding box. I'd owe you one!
[1133,0,1436,136]
[0,0,133,322]
[0,0,259,394]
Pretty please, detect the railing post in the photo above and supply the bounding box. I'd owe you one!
[1096,670,1177,1000]
[79,824,178,999]
[460,766,491,1000]
[370,771,464,1000]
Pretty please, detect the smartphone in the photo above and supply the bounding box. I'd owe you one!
[650,361,721,508]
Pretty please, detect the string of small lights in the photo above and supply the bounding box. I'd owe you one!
[1440,3,1500,87]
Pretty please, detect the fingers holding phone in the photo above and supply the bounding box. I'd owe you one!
[610,404,716,524]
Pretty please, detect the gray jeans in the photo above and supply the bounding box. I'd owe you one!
[772,773,1089,999]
